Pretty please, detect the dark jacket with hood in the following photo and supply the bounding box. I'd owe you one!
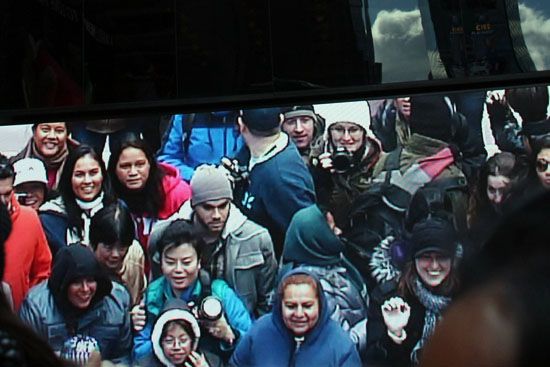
[19,244,132,364]
[230,269,361,367]
[281,205,369,354]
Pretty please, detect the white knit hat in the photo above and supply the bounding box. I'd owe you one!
[13,158,48,187]
[314,101,371,134]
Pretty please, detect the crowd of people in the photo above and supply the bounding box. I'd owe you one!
[0,85,548,366]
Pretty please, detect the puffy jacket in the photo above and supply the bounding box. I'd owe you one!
[134,275,252,362]
[230,268,361,367]
[157,112,243,182]
[19,245,132,364]
[169,201,277,317]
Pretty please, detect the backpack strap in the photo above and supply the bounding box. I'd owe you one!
[198,269,213,300]
[182,113,196,154]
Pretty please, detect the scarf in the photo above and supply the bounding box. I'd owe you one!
[71,192,105,246]
[410,277,451,365]
[23,138,69,190]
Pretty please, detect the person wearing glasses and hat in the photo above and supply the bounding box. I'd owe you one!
[309,101,382,229]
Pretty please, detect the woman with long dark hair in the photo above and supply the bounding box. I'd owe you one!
[39,144,116,257]
[366,217,460,366]
[467,152,521,238]
[108,138,191,268]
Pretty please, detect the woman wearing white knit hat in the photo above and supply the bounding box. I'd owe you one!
[309,100,382,229]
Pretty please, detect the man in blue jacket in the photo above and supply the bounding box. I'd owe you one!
[157,111,243,182]
[234,108,316,259]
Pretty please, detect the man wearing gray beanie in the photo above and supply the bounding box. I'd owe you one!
[150,164,277,317]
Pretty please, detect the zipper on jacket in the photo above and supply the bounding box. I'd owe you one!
[289,336,305,367]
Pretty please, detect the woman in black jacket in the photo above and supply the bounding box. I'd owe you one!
[366,217,460,366]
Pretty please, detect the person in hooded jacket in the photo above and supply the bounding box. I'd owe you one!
[137,298,220,367]
[230,269,361,367]
[19,243,132,365]
[108,138,191,273]
[157,111,243,182]
[280,204,369,355]
[310,101,382,229]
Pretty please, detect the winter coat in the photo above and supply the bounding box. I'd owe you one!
[230,268,361,367]
[157,112,243,182]
[281,204,369,353]
[129,162,191,254]
[371,100,410,152]
[3,194,51,311]
[236,133,316,258]
[134,275,252,362]
[38,195,114,257]
[19,245,132,365]
[169,201,277,316]
[310,136,382,229]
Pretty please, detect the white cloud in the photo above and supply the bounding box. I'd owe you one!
[519,3,550,70]
[371,9,430,82]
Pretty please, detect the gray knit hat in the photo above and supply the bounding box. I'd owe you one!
[190,165,233,206]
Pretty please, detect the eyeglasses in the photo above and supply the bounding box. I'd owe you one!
[536,159,550,173]
[161,337,191,348]
[329,126,363,138]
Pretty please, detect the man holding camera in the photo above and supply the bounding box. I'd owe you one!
[234,108,316,259]
[310,101,381,229]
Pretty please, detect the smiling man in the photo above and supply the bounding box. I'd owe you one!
[281,105,325,165]
[0,155,51,311]
[9,122,79,190]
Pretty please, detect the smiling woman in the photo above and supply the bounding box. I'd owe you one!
[231,269,361,367]
[38,145,116,257]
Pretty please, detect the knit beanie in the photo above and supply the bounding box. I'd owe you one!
[410,217,458,259]
[281,105,317,121]
[314,101,371,134]
[409,95,454,142]
[190,165,233,207]
[240,108,283,134]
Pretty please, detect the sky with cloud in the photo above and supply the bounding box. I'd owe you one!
[367,0,550,83]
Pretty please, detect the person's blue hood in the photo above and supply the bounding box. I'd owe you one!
[271,268,330,342]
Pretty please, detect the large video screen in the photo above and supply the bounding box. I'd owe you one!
[0,84,548,365]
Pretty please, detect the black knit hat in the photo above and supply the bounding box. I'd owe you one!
[281,105,317,121]
[241,108,283,134]
[409,95,454,142]
[410,217,458,259]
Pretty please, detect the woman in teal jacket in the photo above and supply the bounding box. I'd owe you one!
[133,220,252,363]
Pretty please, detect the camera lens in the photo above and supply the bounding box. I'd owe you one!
[332,147,353,173]
[200,296,223,321]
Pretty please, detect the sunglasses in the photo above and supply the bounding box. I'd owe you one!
[536,159,550,173]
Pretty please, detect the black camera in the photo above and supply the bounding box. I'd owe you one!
[331,147,354,173]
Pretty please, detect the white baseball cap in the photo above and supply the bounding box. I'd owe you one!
[13,158,48,187]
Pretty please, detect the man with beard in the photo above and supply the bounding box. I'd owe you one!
[150,165,277,317]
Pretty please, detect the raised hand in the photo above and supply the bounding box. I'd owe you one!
[381,296,411,337]
[130,299,147,331]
